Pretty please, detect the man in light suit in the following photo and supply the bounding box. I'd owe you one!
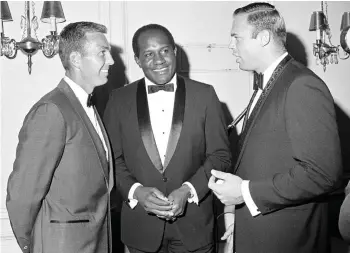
[209,2,342,253]
[103,24,231,253]
[6,21,115,253]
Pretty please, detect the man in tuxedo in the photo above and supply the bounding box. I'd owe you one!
[6,22,114,253]
[208,2,342,253]
[103,24,231,253]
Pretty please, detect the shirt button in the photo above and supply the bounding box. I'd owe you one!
[24,246,28,249]
[162,109,164,112]
[163,132,165,134]
[163,177,168,182]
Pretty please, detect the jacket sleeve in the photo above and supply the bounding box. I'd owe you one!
[186,86,232,202]
[6,103,65,253]
[103,92,138,201]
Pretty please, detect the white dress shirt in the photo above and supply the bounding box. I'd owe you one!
[64,76,108,160]
[128,74,199,208]
[241,52,288,216]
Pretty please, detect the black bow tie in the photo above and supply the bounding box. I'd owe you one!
[87,93,94,107]
[253,72,264,90]
[148,83,174,94]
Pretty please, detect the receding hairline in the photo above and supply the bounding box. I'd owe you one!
[230,13,255,37]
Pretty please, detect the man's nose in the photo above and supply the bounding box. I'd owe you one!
[106,51,114,65]
[154,53,165,64]
[228,39,236,50]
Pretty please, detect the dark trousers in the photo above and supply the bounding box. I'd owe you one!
[128,221,214,253]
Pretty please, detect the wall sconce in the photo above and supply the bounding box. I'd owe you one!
[309,1,350,71]
[0,1,65,74]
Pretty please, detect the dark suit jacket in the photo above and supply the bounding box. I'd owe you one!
[104,75,231,252]
[234,56,342,253]
[6,80,114,253]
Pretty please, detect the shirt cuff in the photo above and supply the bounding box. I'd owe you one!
[128,182,142,209]
[241,180,261,217]
[183,182,199,205]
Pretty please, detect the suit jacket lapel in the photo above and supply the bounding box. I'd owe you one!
[163,75,185,169]
[234,55,293,173]
[137,78,163,173]
[58,80,109,184]
[94,106,114,192]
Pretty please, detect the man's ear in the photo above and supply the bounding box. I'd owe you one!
[258,30,271,47]
[69,51,81,69]
[134,55,141,68]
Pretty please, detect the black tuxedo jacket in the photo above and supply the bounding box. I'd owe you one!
[234,56,342,253]
[104,75,231,252]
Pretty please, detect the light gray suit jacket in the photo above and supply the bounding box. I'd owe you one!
[6,79,114,253]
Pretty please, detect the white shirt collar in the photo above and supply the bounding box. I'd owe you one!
[144,74,177,93]
[64,76,90,108]
[262,52,288,88]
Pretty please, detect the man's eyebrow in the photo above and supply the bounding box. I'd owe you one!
[100,45,111,51]
[231,32,237,37]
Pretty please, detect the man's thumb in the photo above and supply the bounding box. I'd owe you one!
[211,169,225,179]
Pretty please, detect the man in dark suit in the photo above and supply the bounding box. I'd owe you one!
[208,2,342,253]
[6,22,115,253]
[103,24,231,253]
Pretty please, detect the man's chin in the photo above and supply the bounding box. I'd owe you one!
[238,65,250,72]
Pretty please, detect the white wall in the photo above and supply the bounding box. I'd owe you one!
[1,1,350,252]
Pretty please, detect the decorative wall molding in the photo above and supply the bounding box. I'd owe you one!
[177,43,239,73]
[98,1,111,42]
[0,208,9,219]
[121,2,130,78]
[0,207,16,241]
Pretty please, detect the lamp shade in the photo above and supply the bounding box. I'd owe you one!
[340,12,350,31]
[309,11,328,31]
[0,1,13,21]
[40,1,65,23]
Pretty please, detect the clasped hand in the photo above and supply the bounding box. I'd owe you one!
[134,185,191,221]
[208,169,244,205]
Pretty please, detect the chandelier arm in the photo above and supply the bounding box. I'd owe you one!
[0,1,65,74]
[337,45,350,60]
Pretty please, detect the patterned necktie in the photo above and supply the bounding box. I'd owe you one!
[148,83,174,94]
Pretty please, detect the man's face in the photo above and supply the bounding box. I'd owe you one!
[135,29,176,85]
[79,32,114,90]
[229,14,261,72]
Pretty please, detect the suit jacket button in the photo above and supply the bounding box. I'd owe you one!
[162,177,168,182]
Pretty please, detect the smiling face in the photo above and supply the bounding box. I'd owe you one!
[229,14,261,72]
[78,32,114,91]
[134,29,176,85]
